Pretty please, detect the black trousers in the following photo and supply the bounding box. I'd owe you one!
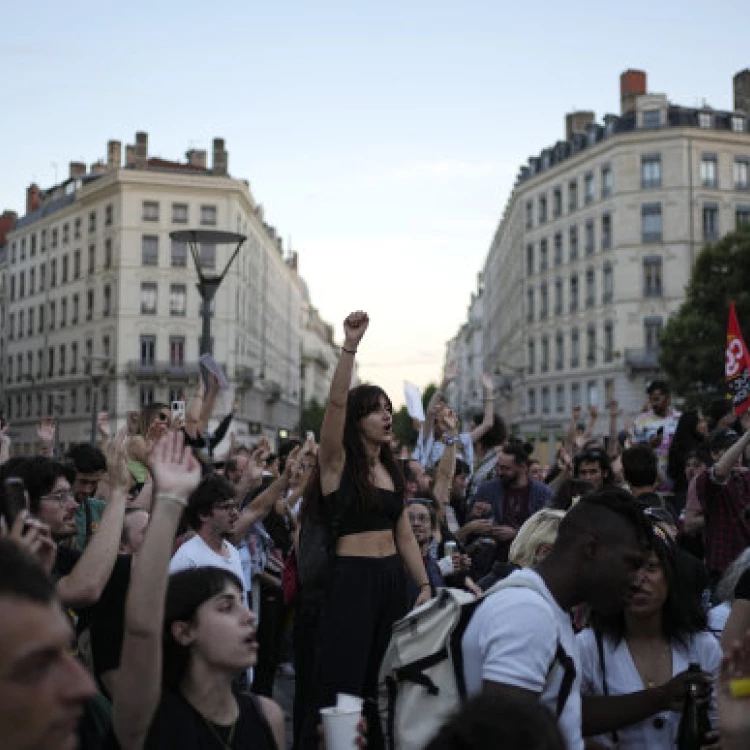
[301,555,408,750]
[252,582,286,697]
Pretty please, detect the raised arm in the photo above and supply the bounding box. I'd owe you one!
[0,423,10,465]
[56,430,130,608]
[37,417,56,458]
[196,375,221,436]
[564,406,582,454]
[714,411,750,482]
[113,430,201,750]
[395,511,431,607]
[433,409,458,523]
[583,403,599,441]
[318,311,369,494]
[468,374,495,444]
[423,364,456,444]
[607,400,621,458]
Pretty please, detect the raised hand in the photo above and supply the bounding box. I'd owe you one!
[608,400,620,418]
[5,511,57,575]
[572,405,582,423]
[343,311,369,349]
[96,411,111,439]
[442,362,458,386]
[106,427,132,493]
[480,373,494,392]
[36,416,56,444]
[438,406,458,435]
[0,422,10,450]
[147,430,201,500]
[588,403,599,420]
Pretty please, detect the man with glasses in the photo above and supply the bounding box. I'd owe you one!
[66,443,107,550]
[169,474,247,604]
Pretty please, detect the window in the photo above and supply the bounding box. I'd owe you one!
[199,243,216,269]
[568,180,578,212]
[570,274,579,312]
[701,155,718,188]
[40,263,45,291]
[9,276,15,303]
[703,204,719,241]
[571,329,580,369]
[603,262,613,303]
[601,166,613,198]
[72,294,79,325]
[51,259,57,287]
[73,250,81,279]
[540,283,548,319]
[41,229,47,251]
[59,345,66,376]
[169,337,185,369]
[540,239,548,270]
[587,381,598,407]
[140,336,156,368]
[553,188,562,218]
[88,244,95,274]
[541,387,550,415]
[586,267,595,308]
[643,109,661,128]
[8,313,14,340]
[61,298,67,327]
[642,203,662,242]
[641,155,662,189]
[555,331,564,371]
[104,239,112,269]
[527,389,536,415]
[140,385,155,406]
[51,228,58,248]
[49,301,56,330]
[737,206,750,230]
[643,256,663,297]
[525,201,533,229]
[28,308,34,336]
[102,335,110,361]
[526,244,534,275]
[38,305,44,333]
[100,385,109,412]
[539,195,548,224]
[584,172,594,204]
[103,285,111,316]
[735,158,749,190]
[85,386,92,413]
[585,220,594,255]
[169,387,184,405]
[733,116,746,133]
[37,351,43,379]
[105,203,113,226]
[31,234,36,256]
[87,289,94,321]
[527,340,536,374]
[171,239,187,267]
[645,317,663,353]
[62,223,69,245]
[698,112,712,129]
[142,201,159,222]
[556,384,565,413]
[554,277,563,315]
[526,287,535,322]
[18,310,24,339]
[71,343,78,374]
[141,236,158,266]
[70,388,77,415]
[170,284,187,316]
[569,226,578,260]
[172,203,189,224]
[48,347,55,378]
[74,218,81,239]
[200,205,217,226]
[601,214,612,250]
[7,358,12,384]
[541,336,549,373]
[554,233,563,266]
[85,340,93,374]
[141,282,157,315]
[587,325,597,365]
[19,272,25,298]
[89,211,96,233]
[62,255,69,284]
[604,321,614,363]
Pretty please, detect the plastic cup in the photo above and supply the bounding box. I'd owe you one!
[321,707,361,750]
[336,693,364,712]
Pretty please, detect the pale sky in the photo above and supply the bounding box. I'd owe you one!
[2,0,747,405]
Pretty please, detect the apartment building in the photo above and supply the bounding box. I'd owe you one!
[450,69,750,458]
[2,132,332,453]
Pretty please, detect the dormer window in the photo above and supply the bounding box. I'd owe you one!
[732,116,746,133]
[642,109,661,128]
[698,112,712,129]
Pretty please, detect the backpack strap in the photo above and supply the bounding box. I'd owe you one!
[594,629,619,744]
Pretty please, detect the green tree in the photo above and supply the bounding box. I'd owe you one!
[659,228,750,403]
[299,397,326,440]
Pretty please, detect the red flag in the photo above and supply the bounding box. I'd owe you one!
[725,301,750,416]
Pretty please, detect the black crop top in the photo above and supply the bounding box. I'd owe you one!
[325,468,404,538]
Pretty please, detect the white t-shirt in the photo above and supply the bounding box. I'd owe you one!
[170,534,247,604]
[577,628,721,749]
[461,569,583,750]
[708,602,731,638]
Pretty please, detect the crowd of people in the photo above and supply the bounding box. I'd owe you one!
[2,311,750,750]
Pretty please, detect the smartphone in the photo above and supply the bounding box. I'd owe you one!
[306,430,315,442]
[1,477,28,529]
[171,400,186,422]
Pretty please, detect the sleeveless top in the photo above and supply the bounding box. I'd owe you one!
[325,465,404,538]
[105,689,277,750]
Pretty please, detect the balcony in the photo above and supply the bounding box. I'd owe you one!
[126,360,217,383]
[624,348,660,373]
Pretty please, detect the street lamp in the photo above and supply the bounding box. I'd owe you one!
[84,355,109,444]
[169,230,247,355]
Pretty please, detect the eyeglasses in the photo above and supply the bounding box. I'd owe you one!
[213,502,240,513]
[40,489,76,505]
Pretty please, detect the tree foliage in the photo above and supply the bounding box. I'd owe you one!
[660,228,750,402]
[299,397,326,440]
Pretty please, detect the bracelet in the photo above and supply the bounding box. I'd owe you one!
[156,492,188,507]
[443,435,459,446]
[419,582,431,589]
[341,346,357,355]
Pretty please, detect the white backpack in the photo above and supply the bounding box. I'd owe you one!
[378,576,576,750]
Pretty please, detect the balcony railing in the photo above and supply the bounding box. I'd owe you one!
[624,348,660,373]
[126,360,224,381]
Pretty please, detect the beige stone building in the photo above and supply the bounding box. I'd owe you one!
[462,69,750,460]
[1,132,334,453]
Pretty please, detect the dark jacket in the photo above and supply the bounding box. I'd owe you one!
[473,477,552,524]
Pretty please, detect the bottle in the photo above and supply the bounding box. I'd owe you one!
[677,663,711,750]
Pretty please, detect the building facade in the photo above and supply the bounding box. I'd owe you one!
[2,132,332,453]
[449,69,750,459]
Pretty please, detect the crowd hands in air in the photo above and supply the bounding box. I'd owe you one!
[2,312,750,750]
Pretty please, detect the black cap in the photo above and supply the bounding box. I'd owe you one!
[708,427,739,451]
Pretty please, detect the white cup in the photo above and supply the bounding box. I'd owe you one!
[336,693,364,712]
[321,707,361,750]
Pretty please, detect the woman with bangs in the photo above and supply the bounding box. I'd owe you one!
[576,524,721,749]
[302,311,431,749]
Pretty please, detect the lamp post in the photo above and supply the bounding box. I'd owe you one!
[168,230,247,355]
[84,355,109,445]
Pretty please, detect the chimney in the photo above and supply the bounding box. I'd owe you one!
[186,149,207,169]
[620,69,647,114]
[212,137,228,176]
[125,145,136,167]
[565,111,595,140]
[26,184,41,215]
[0,210,18,248]
[90,161,108,175]
[69,161,87,179]
[107,140,122,170]
[734,69,750,114]
[134,131,148,169]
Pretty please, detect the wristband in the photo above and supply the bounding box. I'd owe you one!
[730,677,750,698]
[342,346,357,355]
[419,582,431,589]
[443,435,459,446]
[156,492,188,507]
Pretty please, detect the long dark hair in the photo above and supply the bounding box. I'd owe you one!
[668,409,707,492]
[592,525,707,646]
[162,567,244,690]
[302,384,404,521]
